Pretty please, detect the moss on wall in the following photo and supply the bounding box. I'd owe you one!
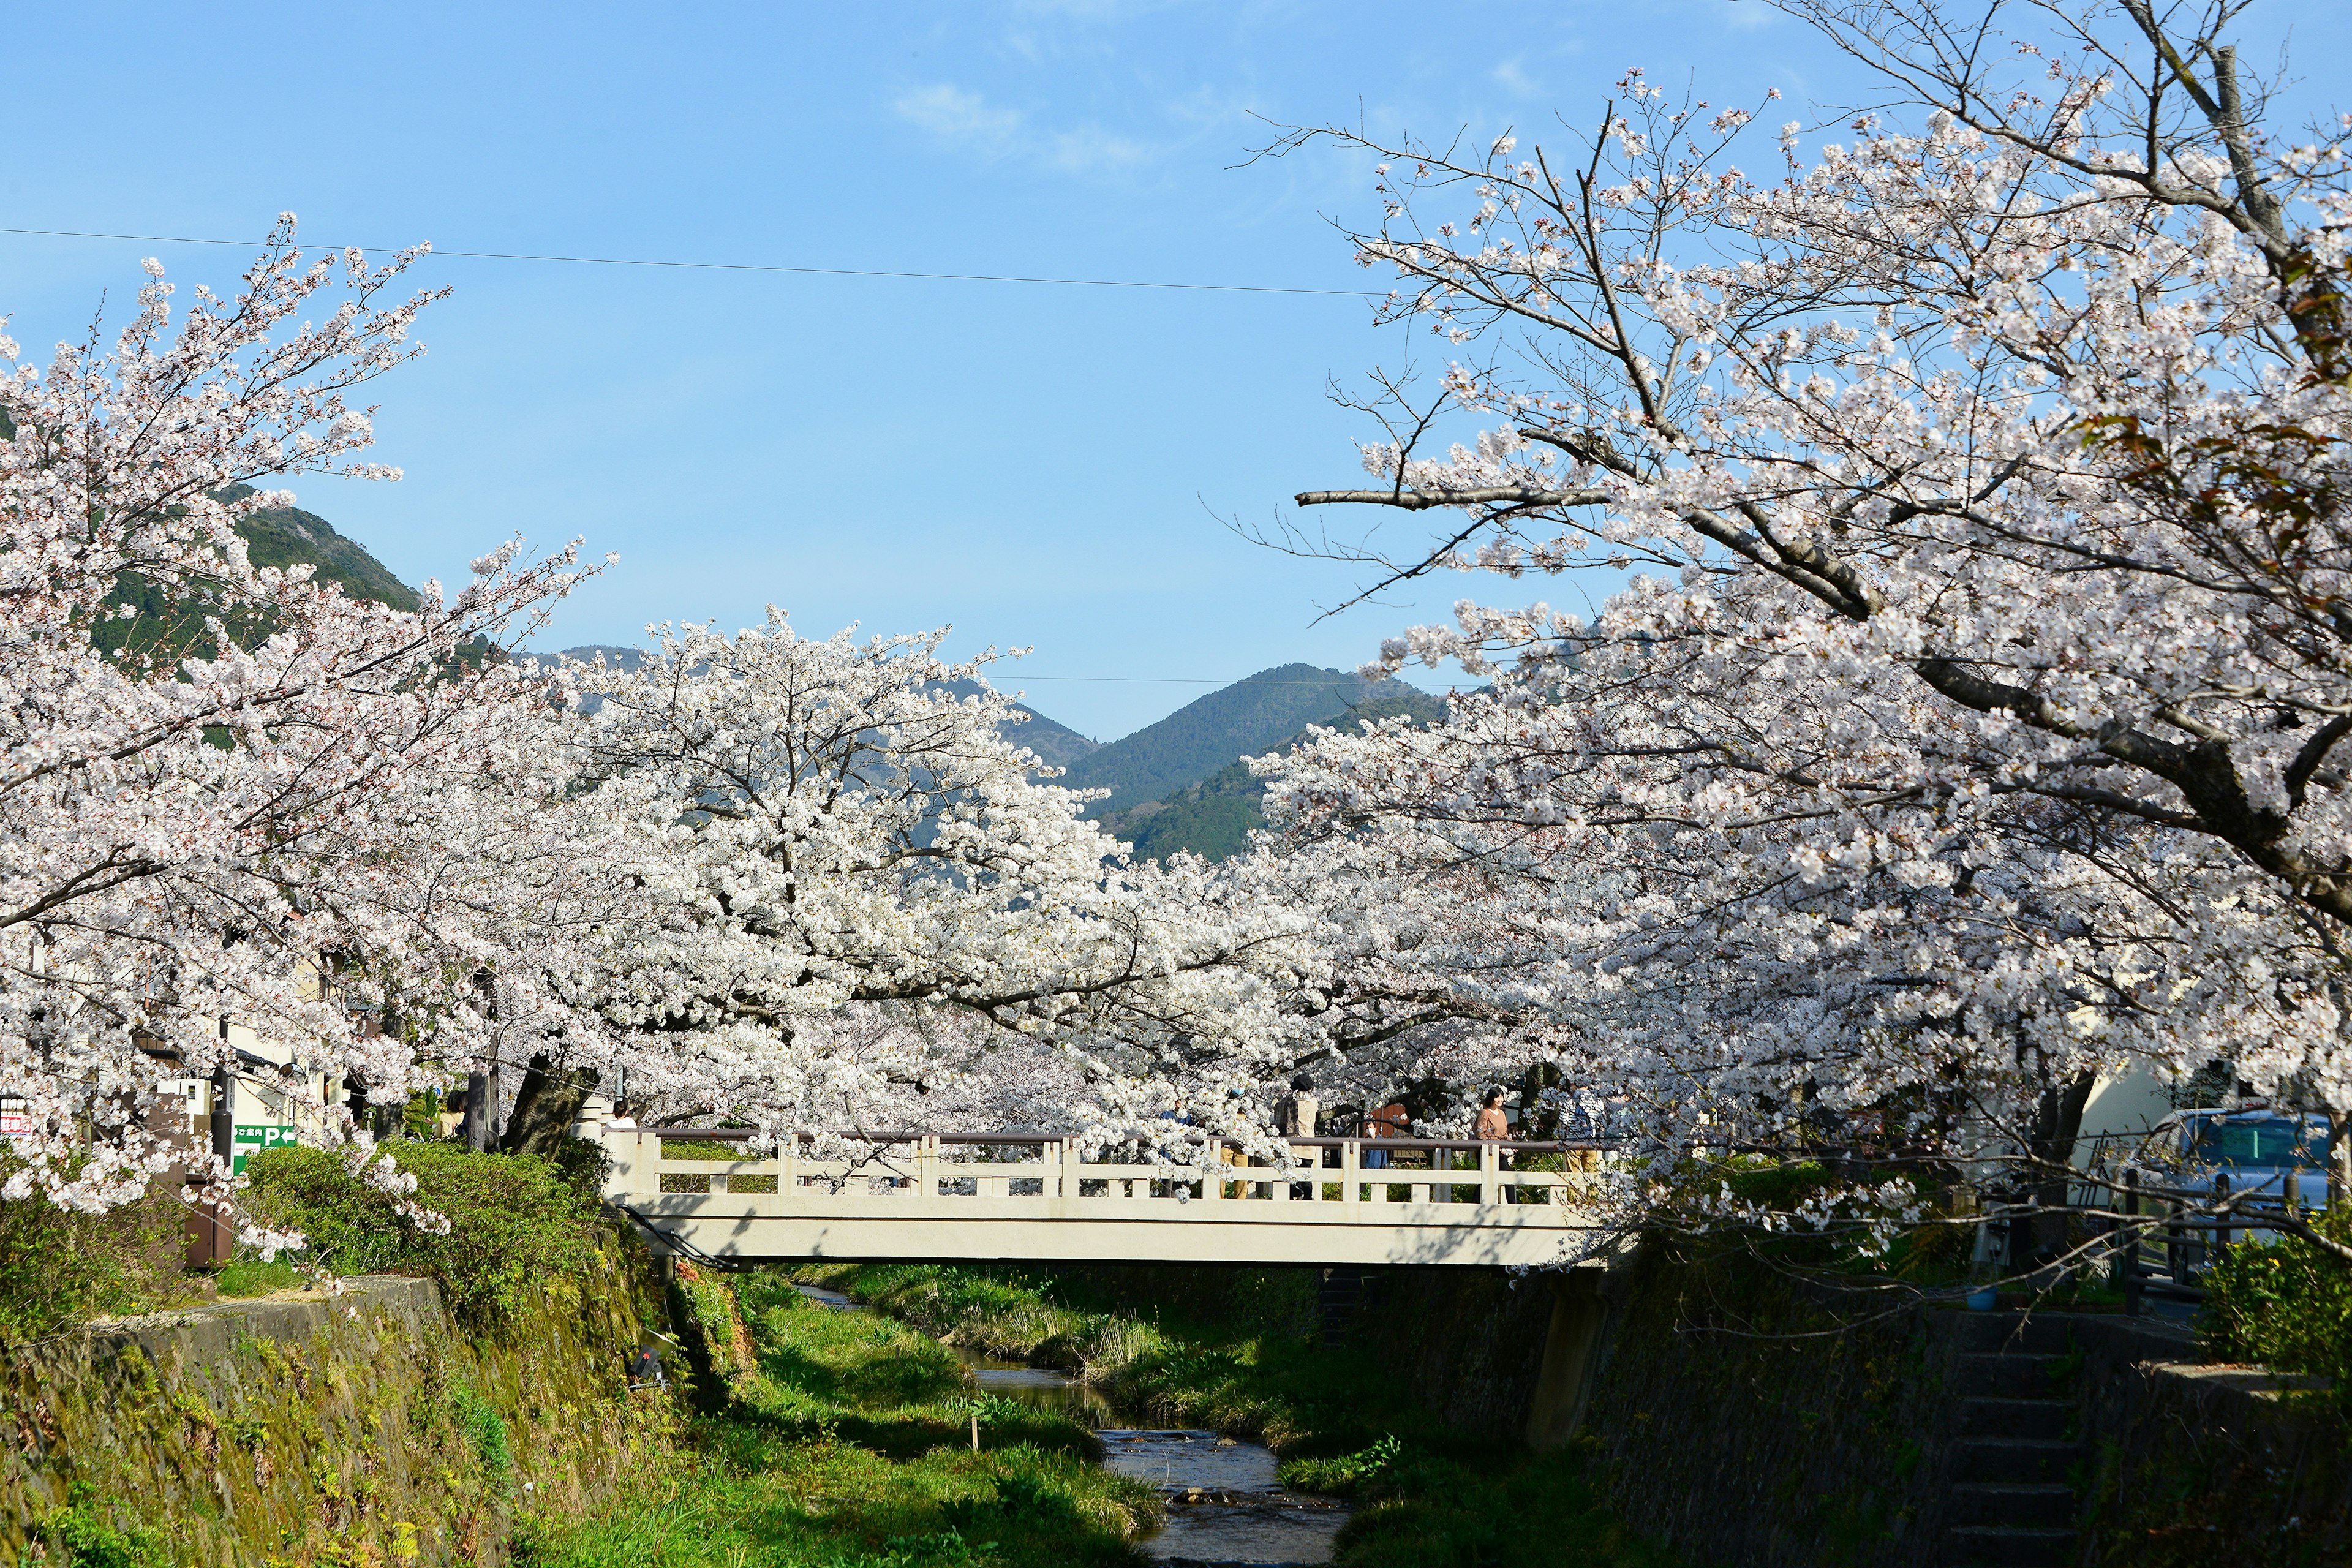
[1578,1242,1959,1568]
[2078,1363,2351,1566]
[0,1237,676,1567]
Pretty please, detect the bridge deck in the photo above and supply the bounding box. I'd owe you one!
[596,1129,1609,1269]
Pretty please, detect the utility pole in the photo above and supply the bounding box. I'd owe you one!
[203,1016,235,1264]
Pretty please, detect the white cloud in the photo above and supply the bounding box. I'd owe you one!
[893,83,1026,156]
[1044,124,1158,172]
[894,80,1181,178]
[1491,58,1541,97]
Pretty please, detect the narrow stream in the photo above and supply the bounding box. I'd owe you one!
[790,1283,1349,1566]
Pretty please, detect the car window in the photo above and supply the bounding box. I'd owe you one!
[2188,1118,2331,1170]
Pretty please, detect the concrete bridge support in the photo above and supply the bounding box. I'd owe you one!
[1526,1269,1612,1450]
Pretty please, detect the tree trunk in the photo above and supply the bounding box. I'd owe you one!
[2026,1071,2098,1268]
[501,1052,601,1157]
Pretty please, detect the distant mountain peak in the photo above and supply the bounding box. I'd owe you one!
[1060,663,1433,820]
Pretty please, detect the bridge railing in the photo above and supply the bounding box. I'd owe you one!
[602,1128,1613,1223]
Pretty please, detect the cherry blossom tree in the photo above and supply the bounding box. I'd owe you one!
[510,616,1329,1163]
[1256,0,2352,1259]
[0,221,600,1212]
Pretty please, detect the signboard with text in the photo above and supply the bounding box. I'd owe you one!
[232,1123,299,1174]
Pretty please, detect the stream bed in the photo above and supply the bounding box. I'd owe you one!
[790,1283,1350,1566]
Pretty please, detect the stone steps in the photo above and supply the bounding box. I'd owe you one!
[1956,1396,2073,1441]
[1956,1351,2071,1398]
[1941,1317,2085,1566]
[1945,1523,2080,1567]
[1947,1482,2079,1529]
[1953,1435,2081,1485]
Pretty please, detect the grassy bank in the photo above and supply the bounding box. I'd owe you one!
[514,1273,1156,1568]
[791,1262,1676,1568]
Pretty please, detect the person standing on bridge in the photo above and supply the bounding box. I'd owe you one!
[1476,1087,1514,1193]
[1475,1087,1511,1144]
[1276,1074,1319,1197]
[1361,1098,1407,1170]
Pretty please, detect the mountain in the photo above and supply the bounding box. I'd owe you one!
[1060,664,1436,819]
[1118,687,1447,862]
[96,484,421,658]
[556,644,646,673]
[154,494,1420,864]
[546,659,1101,768]
[935,679,1099,770]
[222,484,420,611]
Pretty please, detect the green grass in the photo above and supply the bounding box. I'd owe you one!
[210,1259,305,1298]
[514,1274,1155,1568]
[788,1262,1391,1455]
[1324,1437,1679,1568]
[790,1264,1677,1568]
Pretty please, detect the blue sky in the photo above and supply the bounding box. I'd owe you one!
[5,1,2345,738]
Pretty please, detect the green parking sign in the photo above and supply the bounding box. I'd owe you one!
[232,1123,298,1174]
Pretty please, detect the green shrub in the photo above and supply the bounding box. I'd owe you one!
[1278,1433,1400,1494]
[34,1481,165,1568]
[2201,1207,2352,1400]
[241,1140,607,1327]
[0,1168,187,1341]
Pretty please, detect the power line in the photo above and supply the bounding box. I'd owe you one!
[0,225,1376,301]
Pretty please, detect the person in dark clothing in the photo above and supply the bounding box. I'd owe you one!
[1276,1073,1319,1196]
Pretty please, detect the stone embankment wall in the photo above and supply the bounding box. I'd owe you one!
[0,1243,673,1566]
[1346,1267,1559,1443]
[1576,1250,2349,1568]
[1336,1250,2345,1568]
[2076,1358,2350,1566]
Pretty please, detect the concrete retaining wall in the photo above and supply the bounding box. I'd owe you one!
[0,1245,672,1566]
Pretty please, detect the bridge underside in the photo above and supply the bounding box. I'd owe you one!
[630,1197,1605,1269]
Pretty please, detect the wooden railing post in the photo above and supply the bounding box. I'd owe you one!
[1480,1140,1500,1208]
[783,1133,800,1205]
[1342,1139,1359,1207]
[918,1134,938,1208]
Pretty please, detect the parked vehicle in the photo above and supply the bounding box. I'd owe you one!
[2136,1107,2333,1210]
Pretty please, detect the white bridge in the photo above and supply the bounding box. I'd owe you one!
[595,1129,1611,1269]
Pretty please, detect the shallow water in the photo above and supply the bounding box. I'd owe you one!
[790,1282,868,1312]
[788,1282,1346,1565]
[1098,1430,1345,1566]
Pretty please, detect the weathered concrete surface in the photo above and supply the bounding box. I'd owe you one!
[1,1248,673,1566]
[2078,1357,2350,1565]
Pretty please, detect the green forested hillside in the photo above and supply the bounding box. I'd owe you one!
[1117,688,1446,862]
[96,484,420,660]
[1061,663,1432,818]
[223,484,420,610]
